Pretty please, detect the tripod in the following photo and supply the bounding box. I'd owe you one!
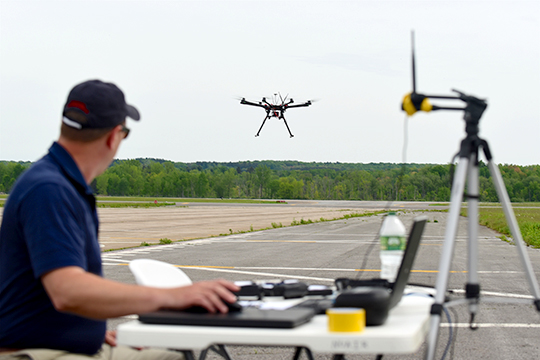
[424,92,540,360]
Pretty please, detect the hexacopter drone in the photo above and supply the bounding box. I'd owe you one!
[240,93,313,138]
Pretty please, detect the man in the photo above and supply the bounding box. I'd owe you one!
[0,80,239,359]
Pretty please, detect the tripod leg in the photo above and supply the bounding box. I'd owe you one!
[487,160,540,307]
[466,154,480,325]
[256,114,270,137]
[425,158,469,360]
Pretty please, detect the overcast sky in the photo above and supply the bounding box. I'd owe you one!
[1,0,538,166]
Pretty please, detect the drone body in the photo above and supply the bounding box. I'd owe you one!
[240,93,312,137]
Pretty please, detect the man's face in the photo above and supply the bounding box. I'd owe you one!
[98,123,129,177]
[111,123,129,157]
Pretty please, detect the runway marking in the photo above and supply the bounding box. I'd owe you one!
[103,263,129,266]
[101,258,130,263]
[246,240,317,243]
[440,323,540,328]
[179,266,468,274]
[209,266,461,274]
[178,265,235,269]
[186,266,335,282]
[448,288,534,299]
[103,262,521,276]
[412,270,467,273]
[107,236,162,239]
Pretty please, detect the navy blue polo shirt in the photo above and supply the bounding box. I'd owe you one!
[0,142,105,355]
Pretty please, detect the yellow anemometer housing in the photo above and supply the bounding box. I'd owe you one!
[402,92,433,116]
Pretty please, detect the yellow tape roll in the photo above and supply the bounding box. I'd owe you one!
[327,308,366,332]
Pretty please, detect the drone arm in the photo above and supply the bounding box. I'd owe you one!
[240,99,267,109]
[286,101,312,109]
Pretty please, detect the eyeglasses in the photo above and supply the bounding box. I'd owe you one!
[120,125,130,139]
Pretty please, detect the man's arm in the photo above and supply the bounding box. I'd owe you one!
[41,266,239,319]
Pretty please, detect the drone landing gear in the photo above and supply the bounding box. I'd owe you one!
[281,115,294,138]
[255,114,271,137]
[255,113,294,138]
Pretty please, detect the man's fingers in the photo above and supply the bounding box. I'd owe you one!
[163,279,240,313]
[184,280,239,313]
[105,330,117,347]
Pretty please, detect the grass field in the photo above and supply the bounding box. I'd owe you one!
[95,196,286,205]
[462,203,540,248]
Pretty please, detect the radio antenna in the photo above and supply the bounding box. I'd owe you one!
[411,30,416,93]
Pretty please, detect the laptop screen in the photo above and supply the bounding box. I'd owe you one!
[388,215,427,308]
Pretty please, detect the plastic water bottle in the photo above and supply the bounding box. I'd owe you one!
[379,212,407,282]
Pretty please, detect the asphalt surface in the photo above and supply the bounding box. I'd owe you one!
[96,200,449,251]
[100,202,540,359]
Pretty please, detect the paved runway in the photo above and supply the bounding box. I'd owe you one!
[102,206,540,359]
[96,200,448,251]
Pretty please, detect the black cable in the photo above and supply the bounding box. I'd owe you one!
[407,282,433,288]
[402,116,409,165]
[440,306,453,360]
[449,307,459,360]
[448,153,458,191]
[395,115,409,202]
[356,116,409,279]
[356,232,380,279]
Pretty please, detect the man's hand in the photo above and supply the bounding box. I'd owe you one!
[164,279,240,313]
[105,330,117,347]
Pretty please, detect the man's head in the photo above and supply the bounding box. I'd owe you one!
[61,80,140,142]
[58,80,140,183]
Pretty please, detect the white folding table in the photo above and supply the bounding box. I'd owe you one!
[117,293,433,359]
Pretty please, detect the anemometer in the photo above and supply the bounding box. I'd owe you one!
[401,31,540,360]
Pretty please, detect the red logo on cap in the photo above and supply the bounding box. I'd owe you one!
[67,100,89,114]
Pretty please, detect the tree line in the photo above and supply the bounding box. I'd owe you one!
[1,160,539,202]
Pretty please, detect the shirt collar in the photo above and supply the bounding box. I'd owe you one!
[48,142,93,197]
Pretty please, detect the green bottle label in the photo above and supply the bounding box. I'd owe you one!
[380,236,406,251]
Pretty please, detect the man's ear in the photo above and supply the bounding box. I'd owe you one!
[105,126,122,149]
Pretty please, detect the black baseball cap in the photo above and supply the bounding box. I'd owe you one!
[62,79,140,130]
